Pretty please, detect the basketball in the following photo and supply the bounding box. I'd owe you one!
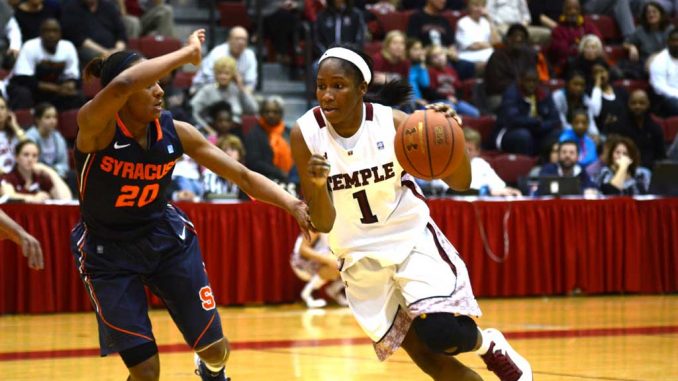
[394,109,465,180]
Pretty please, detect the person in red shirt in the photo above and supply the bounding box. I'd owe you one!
[548,0,602,72]
[426,45,480,116]
[372,30,410,84]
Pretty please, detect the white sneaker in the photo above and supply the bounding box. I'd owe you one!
[479,328,532,381]
[302,294,327,308]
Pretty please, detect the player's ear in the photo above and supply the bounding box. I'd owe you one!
[359,81,368,96]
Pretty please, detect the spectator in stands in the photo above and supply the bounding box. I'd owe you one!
[552,70,599,136]
[649,28,678,116]
[244,96,293,183]
[406,0,476,79]
[486,0,550,45]
[372,30,409,85]
[426,45,480,116]
[190,56,258,128]
[598,135,651,195]
[115,0,140,38]
[203,101,242,143]
[580,0,637,39]
[0,0,22,70]
[169,155,202,202]
[652,0,678,16]
[121,0,175,38]
[14,0,59,42]
[538,139,597,194]
[585,135,614,182]
[158,70,190,123]
[484,24,539,112]
[455,0,500,69]
[313,0,366,57]
[496,69,561,155]
[0,139,71,201]
[615,89,666,168]
[0,96,26,175]
[451,127,522,196]
[529,140,560,176]
[202,134,246,200]
[402,0,466,10]
[251,0,302,67]
[6,18,82,111]
[548,0,601,71]
[559,108,597,167]
[564,34,620,90]
[624,1,674,71]
[407,38,430,109]
[192,26,257,93]
[24,103,69,179]
[61,0,127,65]
[527,0,563,30]
[589,60,626,135]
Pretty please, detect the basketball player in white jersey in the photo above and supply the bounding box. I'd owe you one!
[290,45,533,381]
[290,231,347,308]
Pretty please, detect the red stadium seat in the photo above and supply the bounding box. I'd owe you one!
[138,35,182,59]
[375,10,412,34]
[462,115,496,147]
[240,114,258,136]
[613,79,650,93]
[459,78,482,102]
[663,117,678,143]
[82,78,102,98]
[127,37,140,52]
[13,109,33,128]
[585,14,621,42]
[363,41,383,57]
[441,10,465,32]
[58,109,79,141]
[172,71,196,90]
[218,2,252,30]
[604,45,627,64]
[490,153,537,184]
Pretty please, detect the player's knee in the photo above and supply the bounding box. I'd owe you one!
[197,338,230,366]
[412,313,478,355]
[121,342,160,381]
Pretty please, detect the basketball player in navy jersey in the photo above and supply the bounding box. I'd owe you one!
[291,45,533,381]
[70,29,310,381]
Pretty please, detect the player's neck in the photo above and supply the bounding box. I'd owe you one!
[332,105,364,138]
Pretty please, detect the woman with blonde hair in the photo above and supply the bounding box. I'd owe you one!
[372,30,409,84]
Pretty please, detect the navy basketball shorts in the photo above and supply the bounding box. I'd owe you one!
[70,206,223,356]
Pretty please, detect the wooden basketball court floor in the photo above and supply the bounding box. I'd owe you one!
[1,295,677,380]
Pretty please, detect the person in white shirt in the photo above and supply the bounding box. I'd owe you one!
[455,0,500,69]
[485,0,551,44]
[191,26,257,93]
[6,18,81,110]
[649,28,678,116]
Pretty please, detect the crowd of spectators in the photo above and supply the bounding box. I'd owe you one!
[1,0,678,203]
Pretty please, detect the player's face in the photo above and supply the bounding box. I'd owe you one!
[17,144,39,171]
[127,81,165,122]
[316,59,366,126]
[37,106,58,132]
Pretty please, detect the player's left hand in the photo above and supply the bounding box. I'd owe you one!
[425,103,463,126]
[290,199,312,241]
[19,231,44,270]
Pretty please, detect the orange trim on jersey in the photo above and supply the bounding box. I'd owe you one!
[154,119,163,141]
[115,114,134,138]
[79,153,96,201]
[192,311,217,350]
[78,247,154,343]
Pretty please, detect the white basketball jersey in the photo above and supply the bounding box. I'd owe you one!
[297,103,429,266]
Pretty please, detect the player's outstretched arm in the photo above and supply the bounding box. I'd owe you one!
[77,29,205,153]
[290,124,336,233]
[176,120,310,237]
[0,210,44,270]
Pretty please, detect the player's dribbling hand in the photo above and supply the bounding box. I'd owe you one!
[425,103,463,127]
[186,29,206,66]
[307,154,331,188]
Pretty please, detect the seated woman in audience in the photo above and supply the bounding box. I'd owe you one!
[564,34,619,90]
[559,108,598,168]
[426,45,480,116]
[290,231,347,308]
[624,1,674,72]
[24,103,69,179]
[0,140,71,202]
[190,56,258,128]
[455,0,500,69]
[598,135,651,195]
[496,70,561,155]
[372,30,409,84]
[548,0,601,72]
[589,60,627,136]
[552,69,599,137]
[0,96,26,176]
[202,134,247,200]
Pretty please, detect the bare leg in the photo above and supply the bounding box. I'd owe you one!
[401,326,483,381]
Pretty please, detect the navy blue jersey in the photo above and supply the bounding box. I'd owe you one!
[74,111,184,240]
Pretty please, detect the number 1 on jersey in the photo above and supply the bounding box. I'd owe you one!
[352,189,378,224]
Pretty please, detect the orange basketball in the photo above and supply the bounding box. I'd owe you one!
[394,110,465,181]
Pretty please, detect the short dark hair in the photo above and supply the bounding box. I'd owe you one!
[15,140,40,156]
[559,139,579,154]
[506,23,529,40]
